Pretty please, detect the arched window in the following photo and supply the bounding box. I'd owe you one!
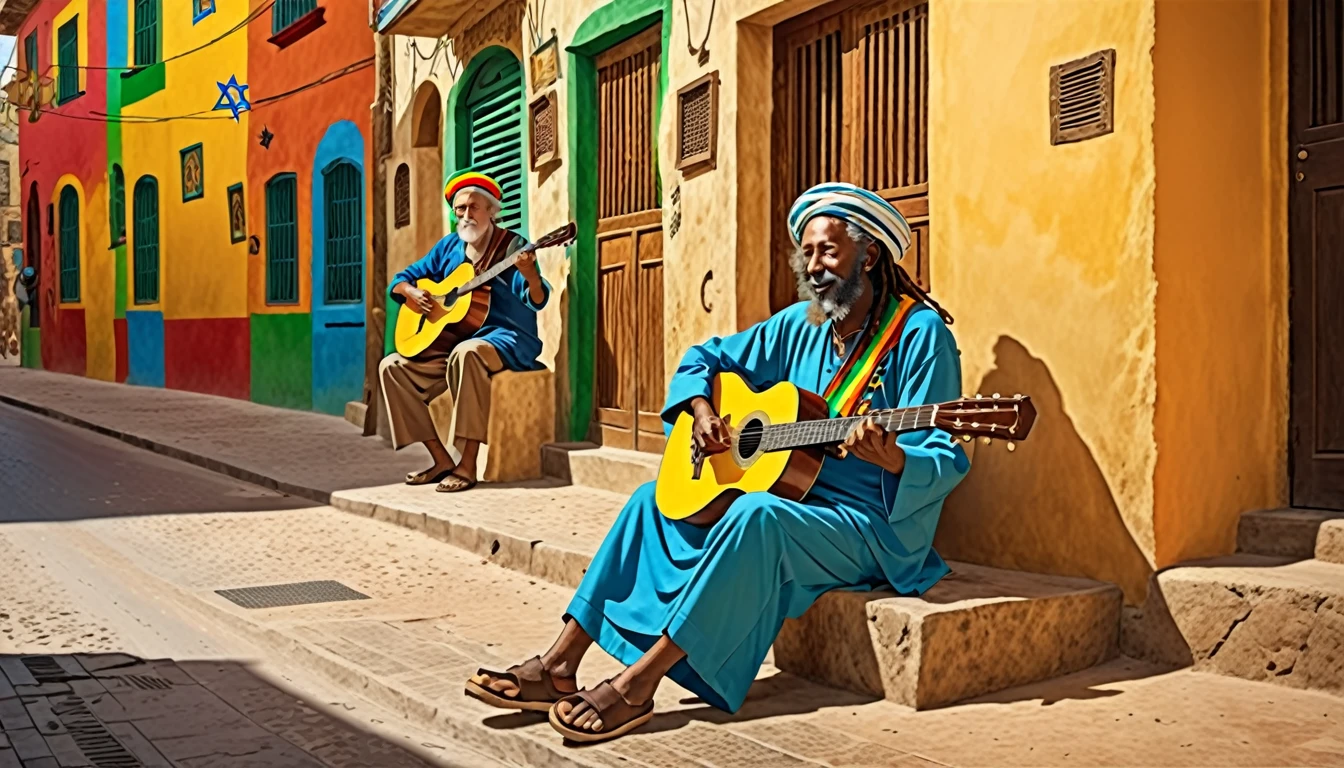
[460,53,525,231]
[110,164,126,245]
[132,176,159,304]
[393,163,410,229]
[265,173,299,304]
[322,161,363,304]
[133,0,160,67]
[58,185,80,302]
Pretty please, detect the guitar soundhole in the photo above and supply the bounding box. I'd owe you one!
[736,417,765,459]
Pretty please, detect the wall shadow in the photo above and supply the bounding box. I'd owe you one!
[935,335,1154,603]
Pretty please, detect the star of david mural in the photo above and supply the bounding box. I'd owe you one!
[213,75,251,122]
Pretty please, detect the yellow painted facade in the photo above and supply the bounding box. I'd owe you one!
[388,0,1292,602]
[120,1,249,322]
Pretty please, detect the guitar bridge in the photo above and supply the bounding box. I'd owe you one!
[691,445,706,481]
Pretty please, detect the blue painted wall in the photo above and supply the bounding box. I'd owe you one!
[310,120,367,416]
[125,310,165,387]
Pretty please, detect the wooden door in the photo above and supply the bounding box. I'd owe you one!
[771,0,929,315]
[1289,0,1344,510]
[595,25,665,452]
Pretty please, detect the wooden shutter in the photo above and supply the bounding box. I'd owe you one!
[323,162,364,304]
[464,55,526,232]
[771,0,930,314]
[57,17,77,104]
[273,0,317,34]
[58,185,79,302]
[393,163,411,229]
[134,0,158,67]
[133,177,159,304]
[266,173,299,304]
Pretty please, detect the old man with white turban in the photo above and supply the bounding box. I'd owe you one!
[466,183,969,744]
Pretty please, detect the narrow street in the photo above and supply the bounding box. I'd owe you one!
[0,403,505,768]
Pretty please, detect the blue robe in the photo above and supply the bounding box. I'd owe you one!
[389,232,551,372]
[566,300,970,712]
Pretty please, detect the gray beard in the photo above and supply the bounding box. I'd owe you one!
[458,219,490,244]
[794,262,867,327]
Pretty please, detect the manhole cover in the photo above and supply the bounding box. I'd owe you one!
[214,580,371,609]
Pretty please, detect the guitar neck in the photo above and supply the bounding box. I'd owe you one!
[760,405,937,453]
[459,247,529,294]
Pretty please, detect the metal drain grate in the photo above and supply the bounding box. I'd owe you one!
[51,695,142,767]
[22,655,71,683]
[123,674,172,691]
[214,580,371,609]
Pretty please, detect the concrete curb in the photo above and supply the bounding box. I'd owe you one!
[0,392,334,506]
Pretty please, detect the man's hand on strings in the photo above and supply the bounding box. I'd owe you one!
[690,397,733,455]
[840,416,906,474]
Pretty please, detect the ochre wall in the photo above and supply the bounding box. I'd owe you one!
[925,0,1159,602]
[1151,0,1289,565]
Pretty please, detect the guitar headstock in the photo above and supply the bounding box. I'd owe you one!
[932,394,1036,449]
[531,222,578,250]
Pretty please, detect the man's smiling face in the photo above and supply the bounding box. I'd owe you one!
[793,216,871,324]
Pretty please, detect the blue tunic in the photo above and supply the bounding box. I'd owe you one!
[389,232,551,372]
[566,301,970,712]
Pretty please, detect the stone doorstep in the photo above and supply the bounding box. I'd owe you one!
[1317,519,1344,564]
[431,370,556,485]
[1153,557,1344,696]
[774,563,1123,710]
[541,442,661,496]
[1236,507,1344,559]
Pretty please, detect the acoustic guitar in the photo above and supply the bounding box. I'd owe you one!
[655,372,1036,526]
[394,222,577,358]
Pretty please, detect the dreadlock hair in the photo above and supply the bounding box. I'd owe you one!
[845,224,954,327]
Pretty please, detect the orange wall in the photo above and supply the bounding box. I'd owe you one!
[1152,0,1289,566]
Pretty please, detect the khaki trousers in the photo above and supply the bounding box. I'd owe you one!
[378,339,504,452]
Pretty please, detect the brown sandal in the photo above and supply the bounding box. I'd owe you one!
[548,681,655,743]
[465,656,572,712]
[406,467,453,486]
[436,473,478,493]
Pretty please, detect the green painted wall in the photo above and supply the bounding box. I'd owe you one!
[21,308,41,369]
[250,313,313,409]
[564,0,670,441]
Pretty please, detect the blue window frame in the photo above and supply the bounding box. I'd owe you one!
[192,0,216,23]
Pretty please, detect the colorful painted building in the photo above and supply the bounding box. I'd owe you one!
[2,0,373,413]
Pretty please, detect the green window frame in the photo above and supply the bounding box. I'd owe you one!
[273,0,317,34]
[134,0,160,67]
[133,176,160,304]
[58,185,80,303]
[265,173,299,304]
[24,30,38,76]
[322,161,363,305]
[461,54,526,232]
[110,164,126,245]
[56,16,79,104]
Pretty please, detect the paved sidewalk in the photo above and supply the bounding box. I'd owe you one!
[0,367,430,504]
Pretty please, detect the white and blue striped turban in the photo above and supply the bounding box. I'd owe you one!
[787,182,912,262]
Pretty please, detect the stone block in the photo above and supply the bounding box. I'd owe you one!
[1237,508,1344,559]
[1154,557,1344,695]
[1317,519,1344,565]
[343,400,367,430]
[430,369,554,483]
[540,443,658,496]
[774,562,1122,710]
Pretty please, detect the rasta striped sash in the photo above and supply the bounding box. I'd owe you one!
[823,295,919,417]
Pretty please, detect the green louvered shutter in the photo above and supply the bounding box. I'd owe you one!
[323,162,363,304]
[24,30,37,76]
[110,164,126,244]
[463,55,525,232]
[133,177,159,304]
[266,173,298,304]
[273,0,316,33]
[59,186,80,302]
[57,17,77,104]
[134,0,159,67]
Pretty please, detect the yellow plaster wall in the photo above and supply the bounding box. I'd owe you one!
[924,0,1158,602]
[50,173,115,381]
[50,0,89,94]
[1151,0,1289,566]
[121,1,249,320]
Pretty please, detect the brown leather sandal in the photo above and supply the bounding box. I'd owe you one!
[548,681,655,744]
[406,467,453,486]
[465,656,572,712]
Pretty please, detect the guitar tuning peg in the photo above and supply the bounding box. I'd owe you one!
[992,392,1001,399]
[1006,441,1016,452]
[975,393,982,399]
[980,436,991,445]
[961,434,972,443]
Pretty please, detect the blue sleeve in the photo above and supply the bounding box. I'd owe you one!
[660,309,797,430]
[880,312,971,523]
[388,238,451,304]
[510,266,551,311]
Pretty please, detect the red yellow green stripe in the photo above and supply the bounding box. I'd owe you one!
[444,171,502,204]
[824,295,917,417]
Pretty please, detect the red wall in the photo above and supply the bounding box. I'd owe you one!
[163,318,251,399]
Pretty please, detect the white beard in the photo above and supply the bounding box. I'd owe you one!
[458,218,488,244]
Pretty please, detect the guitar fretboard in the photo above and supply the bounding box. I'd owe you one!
[757,405,937,452]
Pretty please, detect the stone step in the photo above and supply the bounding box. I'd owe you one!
[1236,507,1344,559]
[1316,519,1344,564]
[540,442,660,496]
[1149,556,1344,696]
[774,562,1123,710]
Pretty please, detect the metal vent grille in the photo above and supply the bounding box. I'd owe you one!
[530,92,558,169]
[51,694,143,768]
[215,580,370,609]
[1050,49,1115,145]
[393,163,410,229]
[676,72,719,172]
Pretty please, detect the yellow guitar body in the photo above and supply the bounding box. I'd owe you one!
[655,373,818,523]
[392,264,481,358]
